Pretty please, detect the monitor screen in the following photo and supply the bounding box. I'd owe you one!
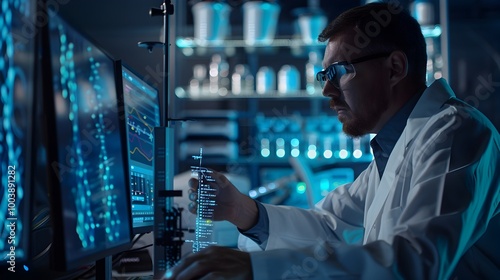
[44,10,132,271]
[121,65,161,233]
[0,1,36,275]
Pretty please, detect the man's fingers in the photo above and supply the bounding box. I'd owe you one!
[167,252,213,280]
[188,202,197,214]
[188,177,199,189]
[198,272,225,280]
[188,190,197,202]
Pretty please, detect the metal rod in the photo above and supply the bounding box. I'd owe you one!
[163,1,170,127]
[440,0,449,81]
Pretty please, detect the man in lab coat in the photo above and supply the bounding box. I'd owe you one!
[167,3,500,279]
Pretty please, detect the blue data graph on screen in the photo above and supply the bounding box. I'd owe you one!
[123,69,160,166]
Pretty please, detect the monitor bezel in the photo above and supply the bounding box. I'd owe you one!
[42,10,133,272]
[117,62,162,234]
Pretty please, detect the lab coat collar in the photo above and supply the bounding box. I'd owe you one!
[404,78,456,143]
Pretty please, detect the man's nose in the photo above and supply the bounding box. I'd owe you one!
[322,81,340,98]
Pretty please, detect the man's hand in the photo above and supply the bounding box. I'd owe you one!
[165,246,253,280]
[188,171,258,230]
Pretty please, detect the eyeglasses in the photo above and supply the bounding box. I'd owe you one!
[316,53,391,89]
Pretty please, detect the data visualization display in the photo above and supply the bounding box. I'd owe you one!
[122,66,161,233]
[0,0,36,272]
[46,10,132,270]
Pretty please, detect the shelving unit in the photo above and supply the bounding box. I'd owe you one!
[176,37,327,48]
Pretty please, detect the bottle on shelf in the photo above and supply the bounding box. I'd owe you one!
[278,65,300,95]
[208,54,230,96]
[305,50,324,95]
[256,66,276,95]
[231,64,254,95]
[189,64,209,98]
[191,0,231,46]
[242,0,281,46]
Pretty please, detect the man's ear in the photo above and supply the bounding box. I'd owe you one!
[387,51,408,86]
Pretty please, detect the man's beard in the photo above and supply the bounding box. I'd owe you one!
[336,99,388,138]
[341,116,370,137]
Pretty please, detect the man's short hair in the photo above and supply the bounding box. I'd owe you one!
[319,2,427,83]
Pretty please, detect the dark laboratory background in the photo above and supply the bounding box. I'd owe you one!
[56,0,500,241]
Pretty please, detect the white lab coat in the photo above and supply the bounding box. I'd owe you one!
[239,79,500,279]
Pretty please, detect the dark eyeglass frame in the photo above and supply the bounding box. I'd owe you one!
[316,53,391,89]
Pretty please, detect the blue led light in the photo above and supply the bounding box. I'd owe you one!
[249,190,257,198]
[323,149,333,159]
[339,149,349,159]
[307,149,317,159]
[353,149,363,159]
[320,179,329,191]
[276,149,285,158]
[261,148,270,157]
[296,182,307,194]
[276,138,284,146]
[307,145,317,159]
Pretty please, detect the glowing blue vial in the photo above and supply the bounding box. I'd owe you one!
[276,138,285,158]
[260,138,270,157]
[323,149,333,159]
[353,149,363,159]
[339,149,349,159]
[307,145,317,159]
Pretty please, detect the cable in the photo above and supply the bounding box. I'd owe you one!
[69,233,150,279]
[32,243,52,262]
[32,207,50,231]
[123,243,153,253]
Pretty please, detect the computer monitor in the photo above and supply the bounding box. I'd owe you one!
[43,10,132,271]
[119,64,161,234]
[0,1,37,276]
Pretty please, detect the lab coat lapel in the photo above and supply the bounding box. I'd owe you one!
[363,79,455,243]
[364,126,408,243]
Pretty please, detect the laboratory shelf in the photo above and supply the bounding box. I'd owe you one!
[194,156,373,166]
[174,87,325,99]
[175,25,441,50]
[176,37,327,49]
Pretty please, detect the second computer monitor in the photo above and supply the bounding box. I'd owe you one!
[121,65,161,234]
